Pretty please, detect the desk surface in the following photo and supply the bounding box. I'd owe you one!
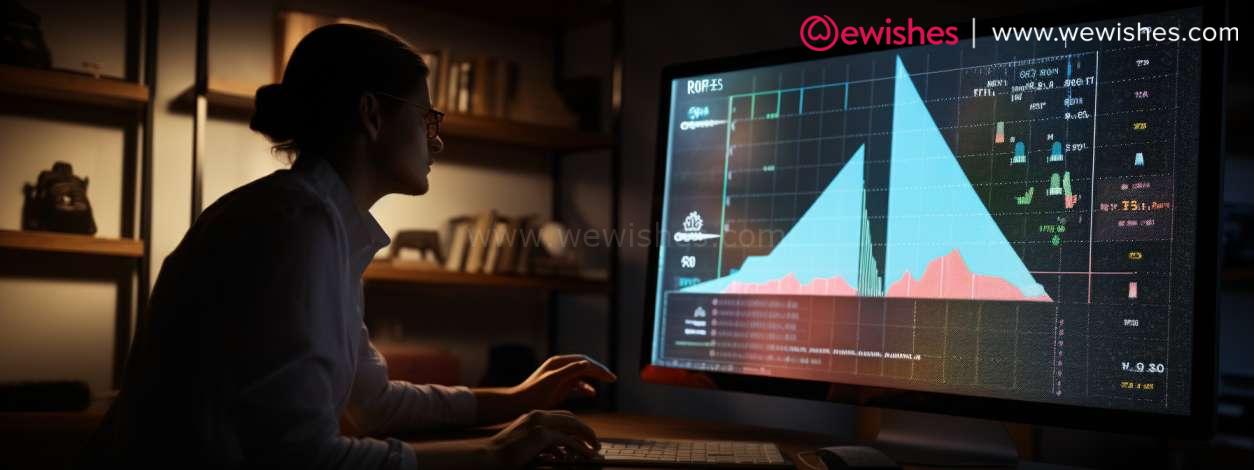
[401,412,840,469]
[403,412,1085,470]
[570,414,1097,470]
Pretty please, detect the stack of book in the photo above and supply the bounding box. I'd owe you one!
[442,58,517,118]
[443,211,539,276]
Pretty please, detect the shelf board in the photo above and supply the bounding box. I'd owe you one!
[441,112,612,151]
[204,78,258,113]
[191,81,613,152]
[0,64,148,109]
[363,260,608,293]
[0,230,144,258]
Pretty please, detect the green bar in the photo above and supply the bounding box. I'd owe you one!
[675,341,715,347]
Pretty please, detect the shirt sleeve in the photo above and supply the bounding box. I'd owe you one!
[345,326,478,436]
[222,202,416,470]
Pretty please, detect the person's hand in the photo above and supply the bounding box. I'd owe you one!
[471,354,617,425]
[487,410,601,468]
[511,355,617,411]
[408,410,600,469]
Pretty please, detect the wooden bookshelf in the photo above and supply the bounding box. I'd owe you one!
[0,230,144,258]
[363,260,608,293]
[184,78,256,114]
[0,64,148,109]
[191,80,613,152]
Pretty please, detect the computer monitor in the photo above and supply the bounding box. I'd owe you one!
[644,2,1225,443]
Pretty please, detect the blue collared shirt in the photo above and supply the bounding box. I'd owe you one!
[84,157,475,469]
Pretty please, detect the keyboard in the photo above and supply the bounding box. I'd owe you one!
[543,438,792,468]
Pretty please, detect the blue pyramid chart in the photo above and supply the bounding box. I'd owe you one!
[683,146,874,296]
[883,57,1048,301]
[684,56,1050,302]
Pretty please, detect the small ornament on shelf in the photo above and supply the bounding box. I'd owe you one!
[389,229,443,270]
[21,161,97,235]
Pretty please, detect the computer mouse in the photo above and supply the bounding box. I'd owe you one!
[815,446,900,470]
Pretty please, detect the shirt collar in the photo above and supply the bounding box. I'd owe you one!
[292,156,390,271]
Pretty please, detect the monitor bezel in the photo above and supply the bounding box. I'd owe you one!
[641,1,1225,438]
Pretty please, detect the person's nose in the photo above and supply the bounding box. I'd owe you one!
[429,135,444,154]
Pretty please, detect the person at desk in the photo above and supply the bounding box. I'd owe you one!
[80,24,615,470]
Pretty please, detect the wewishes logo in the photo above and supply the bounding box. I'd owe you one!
[801,16,959,51]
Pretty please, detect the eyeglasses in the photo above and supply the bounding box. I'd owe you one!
[375,91,445,140]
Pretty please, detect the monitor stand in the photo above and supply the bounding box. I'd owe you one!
[862,408,1021,467]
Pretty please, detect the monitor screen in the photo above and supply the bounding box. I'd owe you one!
[650,7,1207,416]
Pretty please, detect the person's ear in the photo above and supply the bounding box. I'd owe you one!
[358,93,383,141]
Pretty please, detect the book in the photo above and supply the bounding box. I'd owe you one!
[471,57,496,116]
[515,222,541,275]
[445,60,460,112]
[482,220,509,275]
[443,216,472,271]
[494,215,530,275]
[462,210,497,274]
[446,60,474,114]
[493,61,518,118]
[434,48,452,109]
[455,61,473,113]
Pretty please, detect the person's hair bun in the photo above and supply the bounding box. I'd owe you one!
[249,83,296,143]
[249,24,428,156]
